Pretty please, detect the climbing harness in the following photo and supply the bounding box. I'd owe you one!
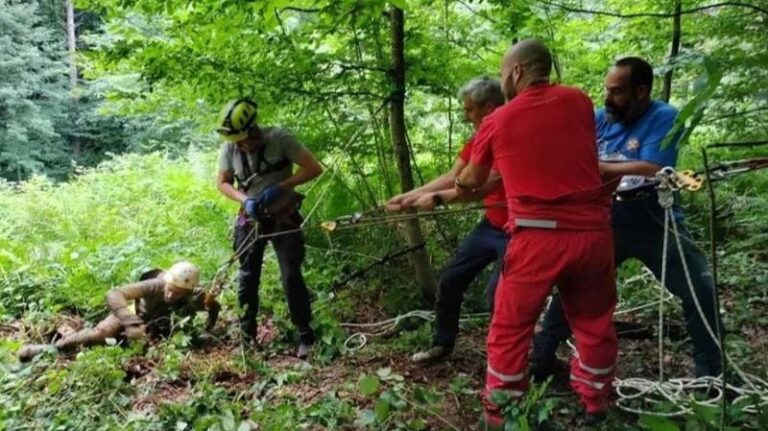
[205,99,395,298]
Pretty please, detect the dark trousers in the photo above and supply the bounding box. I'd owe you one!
[532,219,723,377]
[234,215,314,344]
[433,218,509,348]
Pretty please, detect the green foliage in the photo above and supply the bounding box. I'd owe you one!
[0,150,231,316]
[0,0,68,180]
[1,0,768,429]
[356,367,443,430]
[661,55,723,149]
[489,380,559,431]
[0,343,140,430]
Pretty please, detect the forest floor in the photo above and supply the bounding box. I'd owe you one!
[5,291,765,431]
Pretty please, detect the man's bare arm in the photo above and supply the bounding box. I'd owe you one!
[600,161,663,180]
[279,148,323,190]
[217,170,248,204]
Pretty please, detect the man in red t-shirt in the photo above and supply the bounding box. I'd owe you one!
[457,40,617,427]
[386,77,508,363]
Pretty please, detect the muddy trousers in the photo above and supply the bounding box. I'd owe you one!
[433,218,509,349]
[484,229,617,426]
[19,315,124,361]
[54,315,122,351]
[234,221,314,344]
[532,221,723,377]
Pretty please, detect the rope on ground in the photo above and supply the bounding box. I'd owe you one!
[341,310,489,352]
[614,167,768,417]
[615,375,768,416]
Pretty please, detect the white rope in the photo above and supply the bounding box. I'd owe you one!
[659,209,670,382]
[614,168,768,417]
[301,155,341,228]
[341,310,489,352]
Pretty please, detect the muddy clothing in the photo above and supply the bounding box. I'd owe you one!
[106,278,219,336]
[19,275,221,362]
[55,278,219,352]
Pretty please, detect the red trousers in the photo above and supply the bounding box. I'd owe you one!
[484,228,617,425]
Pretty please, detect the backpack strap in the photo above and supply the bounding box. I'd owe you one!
[254,143,291,176]
[234,147,254,191]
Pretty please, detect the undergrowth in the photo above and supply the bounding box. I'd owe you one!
[1,150,766,430]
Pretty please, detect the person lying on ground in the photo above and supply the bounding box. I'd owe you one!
[18,261,220,362]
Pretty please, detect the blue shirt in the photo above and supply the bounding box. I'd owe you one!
[595,101,683,225]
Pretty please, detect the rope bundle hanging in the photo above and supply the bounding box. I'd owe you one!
[613,167,768,417]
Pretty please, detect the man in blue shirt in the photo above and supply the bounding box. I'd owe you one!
[530,57,723,379]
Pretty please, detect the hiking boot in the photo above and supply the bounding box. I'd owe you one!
[584,411,607,427]
[241,321,259,344]
[410,345,451,363]
[297,342,313,359]
[18,344,51,362]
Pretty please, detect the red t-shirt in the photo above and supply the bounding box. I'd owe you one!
[459,137,507,229]
[471,84,611,232]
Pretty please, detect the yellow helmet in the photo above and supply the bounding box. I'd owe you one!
[163,261,200,291]
[217,99,258,142]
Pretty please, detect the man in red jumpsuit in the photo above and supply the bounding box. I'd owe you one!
[456,39,618,427]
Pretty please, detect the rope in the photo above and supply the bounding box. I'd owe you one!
[614,168,768,417]
[341,310,489,352]
[239,201,504,243]
[208,100,391,294]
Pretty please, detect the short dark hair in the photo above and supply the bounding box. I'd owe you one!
[615,57,654,93]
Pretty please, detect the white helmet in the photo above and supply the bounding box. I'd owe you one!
[163,261,200,291]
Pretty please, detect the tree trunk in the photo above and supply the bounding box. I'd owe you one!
[66,0,80,160]
[388,6,438,300]
[661,0,682,103]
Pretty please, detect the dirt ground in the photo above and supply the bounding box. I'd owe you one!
[5,305,765,430]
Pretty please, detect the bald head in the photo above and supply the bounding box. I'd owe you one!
[501,39,553,100]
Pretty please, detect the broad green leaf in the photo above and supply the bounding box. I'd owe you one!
[376,367,392,379]
[661,56,722,149]
[389,0,408,10]
[357,409,377,426]
[359,374,380,396]
[374,397,391,421]
[639,415,680,431]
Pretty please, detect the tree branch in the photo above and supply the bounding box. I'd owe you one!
[456,0,499,24]
[705,106,768,123]
[281,6,322,13]
[535,0,768,18]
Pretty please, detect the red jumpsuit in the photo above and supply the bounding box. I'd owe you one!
[471,83,618,424]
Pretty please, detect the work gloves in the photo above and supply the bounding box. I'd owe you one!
[244,185,285,219]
